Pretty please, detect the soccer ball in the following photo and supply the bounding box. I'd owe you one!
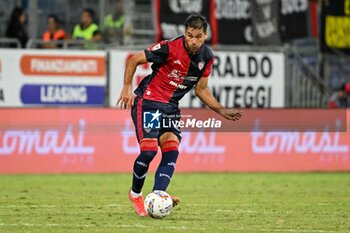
[144,190,173,218]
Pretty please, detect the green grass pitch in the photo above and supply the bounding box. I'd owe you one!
[0,173,349,233]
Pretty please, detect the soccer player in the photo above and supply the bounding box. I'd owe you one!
[117,14,242,216]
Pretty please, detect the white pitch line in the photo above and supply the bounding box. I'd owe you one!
[46,224,60,227]
[23,223,34,226]
[250,228,342,233]
[1,202,344,209]
[0,204,128,209]
[215,209,258,213]
[0,223,204,231]
[0,223,346,233]
[0,223,131,228]
[119,224,147,228]
[187,203,260,207]
[162,226,206,230]
[188,202,347,207]
[218,227,345,233]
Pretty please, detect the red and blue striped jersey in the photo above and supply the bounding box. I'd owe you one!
[134,36,214,104]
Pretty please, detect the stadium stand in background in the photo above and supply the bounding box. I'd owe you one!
[0,0,349,108]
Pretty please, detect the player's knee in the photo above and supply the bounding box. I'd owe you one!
[161,140,179,153]
[137,140,158,163]
[140,139,158,157]
[139,150,157,162]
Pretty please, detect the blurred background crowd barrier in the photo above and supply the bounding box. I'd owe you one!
[0,108,349,174]
[0,0,349,108]
[0,0,349,173]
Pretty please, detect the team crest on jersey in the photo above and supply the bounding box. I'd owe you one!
[198,61,205,70]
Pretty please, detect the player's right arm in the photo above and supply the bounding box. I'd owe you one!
[117,41,169,109]
[117,51,148,110]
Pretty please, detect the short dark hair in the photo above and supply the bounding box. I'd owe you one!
[83,8,95,19]
[185,14,208,32]
[48,14,59,23]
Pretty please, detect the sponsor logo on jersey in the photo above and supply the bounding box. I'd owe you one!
[169,81,187,89]
[183,76,198,81]
[169,69,198,82]
[168,69,183,80]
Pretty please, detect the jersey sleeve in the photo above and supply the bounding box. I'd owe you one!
[144,41,169,64]
[202,56,214,78]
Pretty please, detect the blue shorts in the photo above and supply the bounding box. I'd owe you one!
[131,96,182,143]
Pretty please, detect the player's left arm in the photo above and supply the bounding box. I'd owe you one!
[195,77,242,121]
